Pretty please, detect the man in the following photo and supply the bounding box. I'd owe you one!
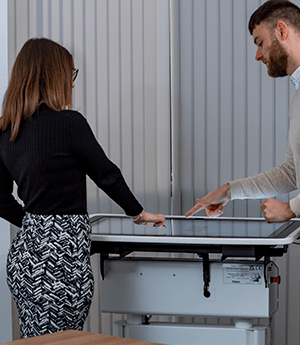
[185,0,300,223]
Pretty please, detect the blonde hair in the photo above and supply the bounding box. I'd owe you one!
[0,38,74,141]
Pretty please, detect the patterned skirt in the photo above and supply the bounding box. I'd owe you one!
[6,213,95,339]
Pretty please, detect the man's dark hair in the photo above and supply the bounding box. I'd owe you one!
[248,0,300,35]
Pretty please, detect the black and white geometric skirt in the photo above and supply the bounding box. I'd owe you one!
[6,213,94,339]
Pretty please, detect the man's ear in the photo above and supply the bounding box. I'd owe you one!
[276,21,289,41]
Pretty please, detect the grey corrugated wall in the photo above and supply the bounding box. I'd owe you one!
[171,1,300,344]
[8,0,171,338]
[7,0,300,344]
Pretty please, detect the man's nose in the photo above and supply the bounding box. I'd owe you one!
[255,47,263,61]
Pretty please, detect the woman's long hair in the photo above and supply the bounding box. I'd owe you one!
[0,38,74,141]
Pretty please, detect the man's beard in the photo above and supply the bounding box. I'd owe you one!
[267,37,288,78]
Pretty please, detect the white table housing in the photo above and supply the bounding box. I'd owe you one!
[90,215,300,345]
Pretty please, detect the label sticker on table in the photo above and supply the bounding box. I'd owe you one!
[223,264,263,285]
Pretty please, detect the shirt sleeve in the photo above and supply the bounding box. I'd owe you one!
[229,140,297,200]
[69,111,143,216]
[0,158,25,227]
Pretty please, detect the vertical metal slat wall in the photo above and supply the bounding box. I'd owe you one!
[171,1,300,344]
[7,0,300,344]
[8,0,170,338]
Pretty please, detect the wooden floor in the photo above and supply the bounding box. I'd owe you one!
[0,330,161,345]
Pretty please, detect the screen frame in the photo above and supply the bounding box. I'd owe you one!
[90,214,300,246]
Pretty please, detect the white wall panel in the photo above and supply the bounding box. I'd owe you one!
[232,0,248,217]
[219,0,234,217]
[156,0,171,214]
[246,0,261,218]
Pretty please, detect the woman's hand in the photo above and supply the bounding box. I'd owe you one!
[132,210,165,227]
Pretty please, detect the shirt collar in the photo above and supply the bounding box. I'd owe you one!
[290,66,300,90]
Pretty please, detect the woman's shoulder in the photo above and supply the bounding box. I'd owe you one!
[38,103,84,118]
[36,104,91,133]
[38,104,87,125]
[60,108,88,124]
[60,109,93,136]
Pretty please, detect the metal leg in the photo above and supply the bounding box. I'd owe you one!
[100,253,108,280]
[202,253,211,298]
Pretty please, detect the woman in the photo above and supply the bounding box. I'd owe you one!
[0,38,165,338]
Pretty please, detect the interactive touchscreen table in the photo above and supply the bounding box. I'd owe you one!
[90,214,300,345]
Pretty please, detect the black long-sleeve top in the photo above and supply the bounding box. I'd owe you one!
[0,104,143,228]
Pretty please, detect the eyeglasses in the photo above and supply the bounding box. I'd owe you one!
[73,68,79,82]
